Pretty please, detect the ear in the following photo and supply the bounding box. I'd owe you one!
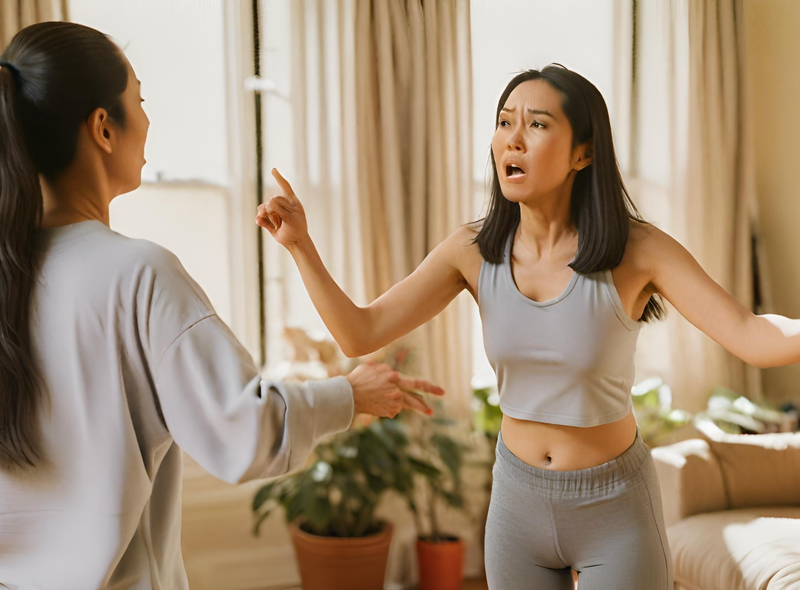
[573,142,593,171]
[86,107,114,155]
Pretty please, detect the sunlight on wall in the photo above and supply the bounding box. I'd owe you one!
[68,0,228,186]
[109,184,233,326]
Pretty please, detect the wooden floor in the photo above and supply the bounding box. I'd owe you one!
[266,574,581,589]
[457,579,488,590]
[413,580,487,590]
[268,581,489,590]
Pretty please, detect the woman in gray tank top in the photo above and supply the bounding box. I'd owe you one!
[259,65,800,589]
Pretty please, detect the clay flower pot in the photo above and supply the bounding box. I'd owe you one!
[416,535,464,590]
[289,521,393,590]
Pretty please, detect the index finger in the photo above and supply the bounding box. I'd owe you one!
[396,375,445,397]
[271,168,296,199]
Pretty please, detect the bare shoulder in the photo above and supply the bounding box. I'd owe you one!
[434,221,483,296]
[626,219,696,290]
[625,218,664,260]
[439,221,482,258]
[628,219,684,258]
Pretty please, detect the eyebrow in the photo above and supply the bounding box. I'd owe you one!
[501,106,557,120]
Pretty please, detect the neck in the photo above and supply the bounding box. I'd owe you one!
[517,177,577,258]
[39,163,112,229]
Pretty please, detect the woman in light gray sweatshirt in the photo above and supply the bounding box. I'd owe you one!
[0,21,443,590]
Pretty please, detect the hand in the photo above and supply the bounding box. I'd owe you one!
[255,169,309,249]
[345,362,446,418]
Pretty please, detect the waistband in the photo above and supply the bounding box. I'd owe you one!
[495,427,650,495]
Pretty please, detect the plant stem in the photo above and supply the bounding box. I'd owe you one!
[429,480,440,543]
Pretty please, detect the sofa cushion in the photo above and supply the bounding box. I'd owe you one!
[668,507,800,590]
[651,439,728,526]
[707,433,800,509]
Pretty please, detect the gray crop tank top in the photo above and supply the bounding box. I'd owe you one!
[478,232,642,427]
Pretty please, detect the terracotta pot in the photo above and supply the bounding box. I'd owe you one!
[416,536,464,590]
[289,521,393,590]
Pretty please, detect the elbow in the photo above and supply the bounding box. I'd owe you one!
[339,325,378,358]
[741,345,773,369]
[341,346,362,359]
[341,335,384,358]
[341,341,371,359]
[745,354,779,369]
[751,357,778,370]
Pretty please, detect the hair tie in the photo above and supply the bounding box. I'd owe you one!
[0,61,18,75]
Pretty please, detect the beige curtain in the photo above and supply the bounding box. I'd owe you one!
[630,0,769,413]
[282,0,477,585]
[0,0,65,49]
[284,0,474,415]
[353,0,474,421]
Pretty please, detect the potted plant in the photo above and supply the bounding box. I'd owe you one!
[390,399,475,590]
[251,417,417,590]
[252,337,480,589]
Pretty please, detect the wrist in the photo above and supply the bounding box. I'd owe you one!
[287,235,315,258]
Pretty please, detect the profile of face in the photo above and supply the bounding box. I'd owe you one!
[491,79,592,203]
[88,55,150,196]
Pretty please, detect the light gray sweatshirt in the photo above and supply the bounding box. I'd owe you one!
[0,220,354,590]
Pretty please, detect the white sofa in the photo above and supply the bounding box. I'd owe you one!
[651,431,800,590]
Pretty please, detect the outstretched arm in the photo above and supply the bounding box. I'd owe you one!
[647,226,799,369]
[256,169,471,358]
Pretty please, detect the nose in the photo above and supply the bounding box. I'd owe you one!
[507,124,525,152]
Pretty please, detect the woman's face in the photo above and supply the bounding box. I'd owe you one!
[491,79,585,204]
[108,57,150,195]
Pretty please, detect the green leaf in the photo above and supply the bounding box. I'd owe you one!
[432,434,463,477]
[441,490,464,508]
[368,421,397,449]
[286,480,317,523]
[306,495,332,533]
[381,418,410,445]
[252,509,273,536]
[408,456,443,479]
[431,416,456,426]
[252,481,280,511]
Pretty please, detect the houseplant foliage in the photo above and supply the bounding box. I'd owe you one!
[631,377,799,445]
[393,393,479,590]
[251,334,479,588]
[693,385,799,435]
[251,417,415,538]
[630,377,693,447]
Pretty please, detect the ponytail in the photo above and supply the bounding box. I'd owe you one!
[0,22,128,471]
[0,63,44,470]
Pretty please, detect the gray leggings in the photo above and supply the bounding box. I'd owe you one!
[485,428,673,589]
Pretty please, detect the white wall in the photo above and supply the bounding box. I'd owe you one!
[470,0,618,183]
[109,184,232,325]
[68,0,229,185]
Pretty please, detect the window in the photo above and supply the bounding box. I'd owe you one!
[67,0,263,359]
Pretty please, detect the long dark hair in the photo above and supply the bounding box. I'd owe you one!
[475,65,665,323]
[0,22,128,470]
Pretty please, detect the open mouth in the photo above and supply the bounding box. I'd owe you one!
[505,164,526,180]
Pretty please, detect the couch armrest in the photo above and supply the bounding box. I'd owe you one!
[650,438,728,527]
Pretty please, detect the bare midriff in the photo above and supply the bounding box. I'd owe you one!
[500,408,638,470]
